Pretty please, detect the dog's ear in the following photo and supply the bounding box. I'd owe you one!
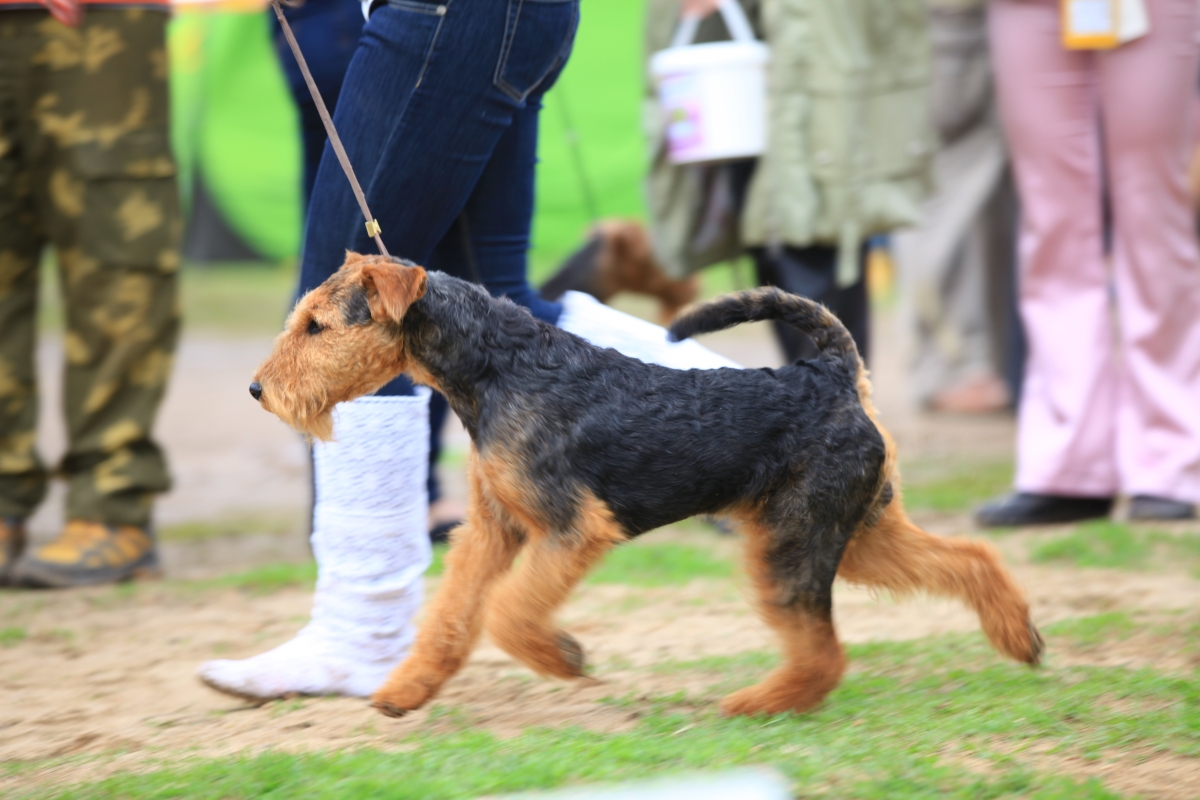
[339,250,368,270]
[360,261,427,324]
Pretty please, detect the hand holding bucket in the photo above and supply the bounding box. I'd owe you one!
[650,0,769,164]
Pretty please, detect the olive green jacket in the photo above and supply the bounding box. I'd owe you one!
[644,0,935,283]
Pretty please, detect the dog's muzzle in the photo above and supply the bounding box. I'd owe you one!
[249,381,263,402]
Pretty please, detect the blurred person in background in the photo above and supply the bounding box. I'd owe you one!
[198,0,739,701]
[0,0,181,587]
[639,0,933,365]
[547,0,935,364]
[976,0,1200,525]
[893,0,1019,414]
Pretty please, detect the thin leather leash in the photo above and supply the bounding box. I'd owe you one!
[269,0,389,257]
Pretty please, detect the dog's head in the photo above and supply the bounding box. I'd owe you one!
[251,252,427,440]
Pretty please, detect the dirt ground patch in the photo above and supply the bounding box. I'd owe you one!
[1026,751,1200,800]
[3,555,1200,796]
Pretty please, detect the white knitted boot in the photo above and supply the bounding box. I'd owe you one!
[557,290,740,370]
[198,393,432,699]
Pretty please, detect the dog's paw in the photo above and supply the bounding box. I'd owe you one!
[1025,620,1045,667]
[372,700,410,718]
[719,687,765,718]
[370,682,433,717]
[720,684,789,718]
[555,632,587,677]
[719,674,831,718]
[989,615,1046,666]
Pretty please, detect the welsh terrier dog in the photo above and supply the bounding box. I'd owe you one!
[251,253,1042,718]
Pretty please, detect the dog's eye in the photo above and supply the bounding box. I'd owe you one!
[307,318,323,336]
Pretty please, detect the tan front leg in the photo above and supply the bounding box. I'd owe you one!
[372,454,522,716]
[485,494,625,679]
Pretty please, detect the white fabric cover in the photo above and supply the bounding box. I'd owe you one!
[197,392,431,699]
[556,290,740,371]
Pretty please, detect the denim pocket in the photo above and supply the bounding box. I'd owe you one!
[386,0,447,14]
[379,0,452,87]
[494,0,579,103]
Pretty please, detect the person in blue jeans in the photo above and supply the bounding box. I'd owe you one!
[270,0,463,540]
[199,0,739,700]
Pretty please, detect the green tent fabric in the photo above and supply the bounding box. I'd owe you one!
[169,11,302,262]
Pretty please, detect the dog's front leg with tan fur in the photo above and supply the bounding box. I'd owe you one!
[371,493,522,716]
[485,497,626,679]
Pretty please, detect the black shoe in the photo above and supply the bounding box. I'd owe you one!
[1128,495,1196,521]
[975,492,1113,528]
[429,520,461,545]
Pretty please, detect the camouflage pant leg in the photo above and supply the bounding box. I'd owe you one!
[0,15,52,519]
[22,9,181,528]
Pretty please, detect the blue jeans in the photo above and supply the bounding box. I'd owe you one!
[298,0,578,402]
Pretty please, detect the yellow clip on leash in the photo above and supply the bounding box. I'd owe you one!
[270,0,389,257]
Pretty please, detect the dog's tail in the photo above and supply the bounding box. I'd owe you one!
[668,287,860,374]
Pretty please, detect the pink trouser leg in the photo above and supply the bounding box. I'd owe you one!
[991,0,1117,496]
[1101,0,1200,503]
[990,0,1200,502]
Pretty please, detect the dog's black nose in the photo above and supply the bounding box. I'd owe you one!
[249,381,263,401]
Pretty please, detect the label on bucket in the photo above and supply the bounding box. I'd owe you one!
[660,74,705,159]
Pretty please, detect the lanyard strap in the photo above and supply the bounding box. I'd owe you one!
[269,0,389,257]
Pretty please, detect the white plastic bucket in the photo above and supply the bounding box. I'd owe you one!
[650,0,769,165]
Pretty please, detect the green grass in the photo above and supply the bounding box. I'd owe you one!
[194,561,318,596]
[586,541,734,587]
[159,511,306,543]
[899,460,1014,513]
[429,544,447,577]
[35,629,1200,799]
[1043,613,1139,650]
[0,626,27,647]
[185,546,450,596]
[1030,521,1200,572]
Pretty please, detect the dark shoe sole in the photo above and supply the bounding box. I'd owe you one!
[12,551,162,589]
[1129,498,1196,521]
[975,494,1114,528]
[977,509,1111,527]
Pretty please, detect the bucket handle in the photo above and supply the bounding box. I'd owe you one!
[669,0,758,49]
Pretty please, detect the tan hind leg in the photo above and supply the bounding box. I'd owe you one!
[372,458,523,717]
[720,517,847,717]
[485,494,626,679]
[839,500,1043,664]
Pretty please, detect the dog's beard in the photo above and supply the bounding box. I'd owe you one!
[294,407,335,442]
[262,388,336,442]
